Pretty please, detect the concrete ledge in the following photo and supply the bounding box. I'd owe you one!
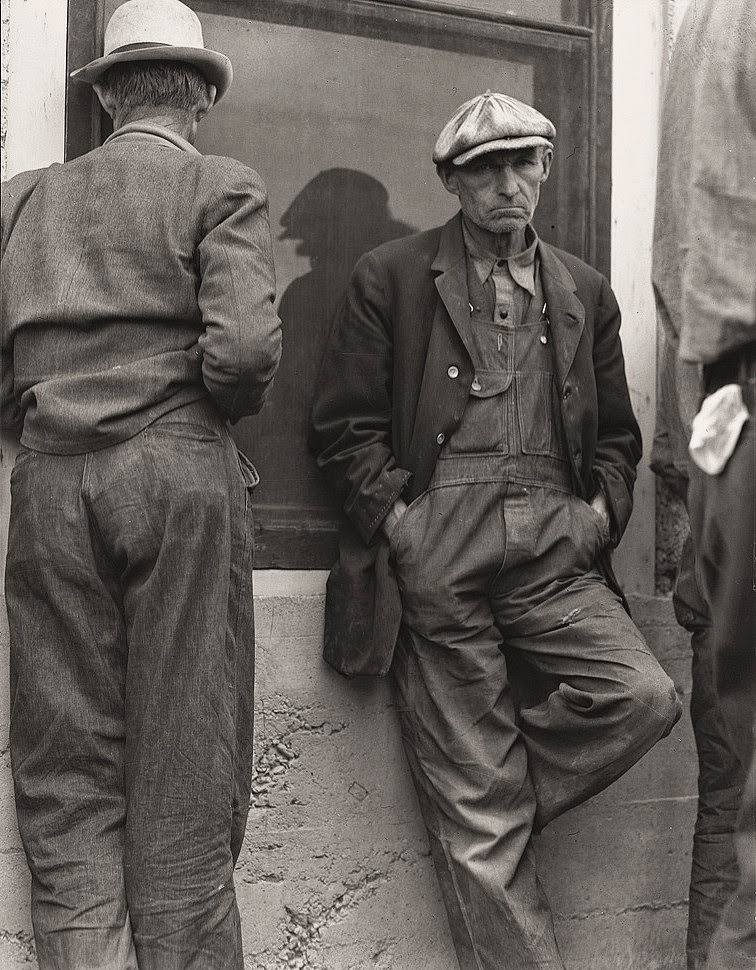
[253,570,329,599]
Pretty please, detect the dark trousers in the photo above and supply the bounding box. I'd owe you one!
[6,402,257,970]
[672,535,745,970]
[391,477,682,970]
[688,354,756,970]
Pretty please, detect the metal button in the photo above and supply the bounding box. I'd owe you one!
[447,365,459,379]
[496,258,506,267]
[471,378,482,391]
[498,309,508,320]
[436,432,446,445]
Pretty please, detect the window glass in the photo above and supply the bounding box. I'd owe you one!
[91,0,598,566]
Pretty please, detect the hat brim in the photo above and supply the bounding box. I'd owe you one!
[451,135,554,167]
[70,45,233,101]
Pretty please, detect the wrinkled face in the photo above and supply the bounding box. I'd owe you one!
[441,147,552,234]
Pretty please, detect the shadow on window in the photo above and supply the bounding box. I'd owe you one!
[236,168,416,566]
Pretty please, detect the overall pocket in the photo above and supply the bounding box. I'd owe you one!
[443,381,513,456]
[517,371,564,458]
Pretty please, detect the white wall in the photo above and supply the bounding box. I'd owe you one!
[2,0,67,178]
[610,0,665,593]
[0,0,68,592]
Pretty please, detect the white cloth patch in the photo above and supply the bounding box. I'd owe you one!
[689,383,749,475]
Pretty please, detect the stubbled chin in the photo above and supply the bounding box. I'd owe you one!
[483,216,527,234]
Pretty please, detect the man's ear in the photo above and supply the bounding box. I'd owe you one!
[196,83,217,122]
[438,166,461,197]
[92,81,117,119]
[540,148,553,183]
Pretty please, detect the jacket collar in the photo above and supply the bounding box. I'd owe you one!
[431,212,466,274]
[104,122,201,155]
[432,213,473,342]
[431,212,586,387]
[537,241,586,387]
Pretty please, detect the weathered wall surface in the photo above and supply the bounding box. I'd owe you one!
[610,0,665,594]
[0,580,697,970]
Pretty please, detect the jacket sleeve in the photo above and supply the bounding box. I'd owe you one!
[197,165,282,422]
[1,175,37,437]
[310,251,411,545]
[591,275,642,545]
[679,1,756,363]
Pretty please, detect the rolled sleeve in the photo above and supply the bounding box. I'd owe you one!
[197,166,282,422]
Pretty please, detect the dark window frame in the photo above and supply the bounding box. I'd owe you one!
[64,0,613,568]
[65,0,611,270]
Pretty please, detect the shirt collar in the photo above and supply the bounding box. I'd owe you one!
[104,122,201,155]
[462,219,539,296]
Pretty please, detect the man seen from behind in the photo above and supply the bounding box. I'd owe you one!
[0,1,282,967]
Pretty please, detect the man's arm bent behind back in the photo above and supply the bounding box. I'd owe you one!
[197,162,282,422]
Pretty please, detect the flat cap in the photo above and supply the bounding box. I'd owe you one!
[433,91,556,167]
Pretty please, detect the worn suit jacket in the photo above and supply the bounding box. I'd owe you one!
[1,122,282,453]
[310,213,641,676]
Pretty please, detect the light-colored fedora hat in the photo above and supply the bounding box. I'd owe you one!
[70,0,233,101]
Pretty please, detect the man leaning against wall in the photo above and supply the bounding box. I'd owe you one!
[0,1,282,967]
[310,91,682,970]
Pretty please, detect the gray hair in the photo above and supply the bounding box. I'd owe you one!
[98,60,211,116]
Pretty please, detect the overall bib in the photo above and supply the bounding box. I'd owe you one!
[390,254,680,970]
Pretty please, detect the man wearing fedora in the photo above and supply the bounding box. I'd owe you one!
[1,1,281,967]
[311,92,681,968]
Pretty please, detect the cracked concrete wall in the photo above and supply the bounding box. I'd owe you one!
[235,583,695,970]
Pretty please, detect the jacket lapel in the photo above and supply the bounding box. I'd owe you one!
[538,242,586,389]
[405,214,472,495]
[432,213,472,346]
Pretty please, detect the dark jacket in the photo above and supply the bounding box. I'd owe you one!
[1,122,282,453]
[310,213,641,676]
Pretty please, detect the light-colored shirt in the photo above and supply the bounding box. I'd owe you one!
[462,219,538,327]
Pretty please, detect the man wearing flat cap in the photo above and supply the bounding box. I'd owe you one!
[1,0,281,967]
[311,91,681,968]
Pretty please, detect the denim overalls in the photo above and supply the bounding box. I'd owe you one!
[390,247,680,970]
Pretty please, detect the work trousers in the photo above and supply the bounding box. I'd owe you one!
[6,401,257,970]
[390,464,681,970]
[688,352,756,970]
